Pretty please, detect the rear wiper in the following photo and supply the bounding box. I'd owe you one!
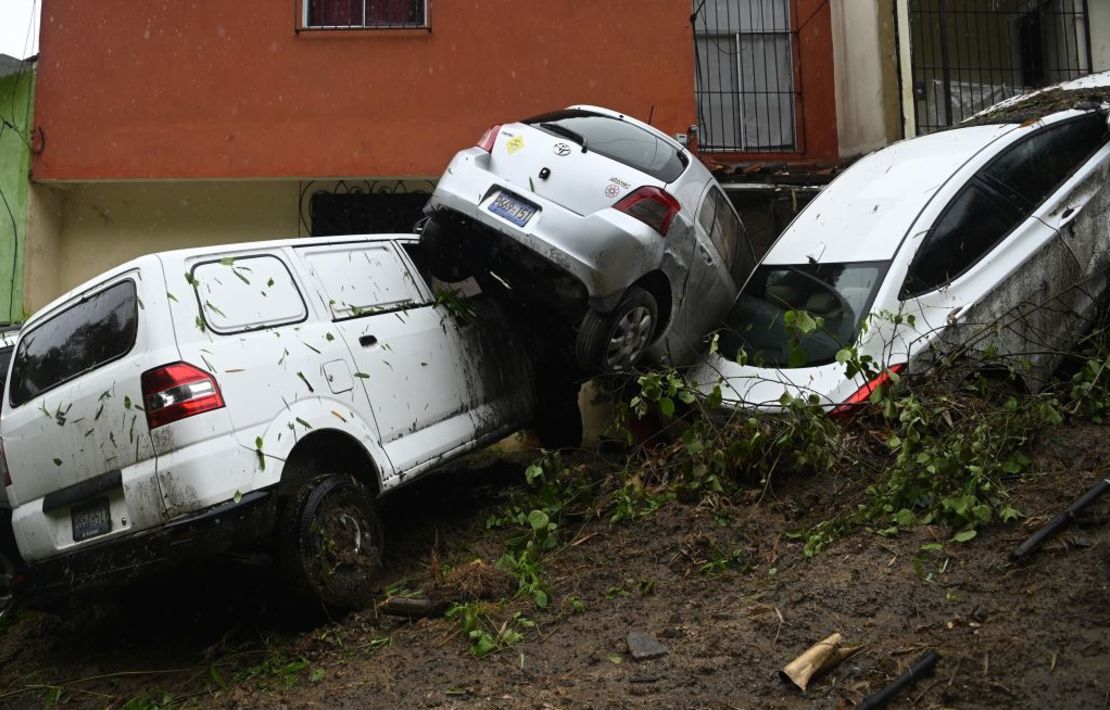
[538,122,588,153]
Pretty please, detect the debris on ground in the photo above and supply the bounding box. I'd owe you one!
[1011,476,1110,561]
[857,650,940,710]
[378,597,449,619]
[626,631,668,661]
[779,632,862,691]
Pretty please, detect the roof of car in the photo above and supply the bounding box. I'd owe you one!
[25,234,416,328]
[761,124,1016,265]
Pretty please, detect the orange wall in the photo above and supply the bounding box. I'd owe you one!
[32,1,696,180]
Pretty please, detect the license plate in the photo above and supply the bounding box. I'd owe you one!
[487,191,537,227]
[72,498,112,542]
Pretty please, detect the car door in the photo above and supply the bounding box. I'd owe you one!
[396,241,536,440]
[664,185,748,364]
[296,241,474,474]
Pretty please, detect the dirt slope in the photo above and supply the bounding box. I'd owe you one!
[0,424,1106,709]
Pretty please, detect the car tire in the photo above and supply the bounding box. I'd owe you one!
[279,474,383,612]
[420,216,474,283]
[576,286,658,372]
[534,381,583,450]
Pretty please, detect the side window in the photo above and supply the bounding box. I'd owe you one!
[192,255,307,334]
[903,185,1020,296]
[10,280,138,406]
[303,243,424,319]
[903,114,1107,298]
[983,114,1108,209]
[709,188,740,270]
[696,187,717,236]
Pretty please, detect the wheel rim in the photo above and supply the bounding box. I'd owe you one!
[605,306,654,370]
[308,491,380,607]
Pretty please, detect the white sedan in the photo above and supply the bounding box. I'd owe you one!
[693,75,1110,412]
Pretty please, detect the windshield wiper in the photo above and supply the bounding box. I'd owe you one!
[538,122,588,153]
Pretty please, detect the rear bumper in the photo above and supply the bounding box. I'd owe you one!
[428,148,664,308]
[18,487,277,605]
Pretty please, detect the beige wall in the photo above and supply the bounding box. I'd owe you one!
[830,0,903,159]
[1091,1,1110,72]
[24,181,302,312]
[23,184,64,317]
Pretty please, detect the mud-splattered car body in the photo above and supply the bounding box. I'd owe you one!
[425,105,754,370]
[0,235,535,605]
[693,76,1110,411]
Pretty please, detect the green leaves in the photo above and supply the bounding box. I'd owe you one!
[952,529,977,543]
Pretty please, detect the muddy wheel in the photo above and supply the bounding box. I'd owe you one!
[420,216,473,283]
[576,286,658,372]
[280,474,383,612]
[534,381,583,450]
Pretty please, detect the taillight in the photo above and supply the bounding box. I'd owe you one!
[0,441,10,487]
[477,124,502,152]
[614,186,681,236]
[141,362,225,429]
[830,363,906,418]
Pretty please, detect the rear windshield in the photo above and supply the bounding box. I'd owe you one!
[9,280,139,407]
[525,109,688,182]
[718,262,888,368]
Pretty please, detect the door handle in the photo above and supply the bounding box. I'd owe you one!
[359,334,378,347]
[699,243,714,264]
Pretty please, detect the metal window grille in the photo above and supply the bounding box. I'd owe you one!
[693,0,800,152]
[910,0,1092,134]
[304,0,427,29]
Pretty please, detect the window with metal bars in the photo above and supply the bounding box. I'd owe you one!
[909,0,1092,134]
[693,0,798,152]
[304,0,427,29]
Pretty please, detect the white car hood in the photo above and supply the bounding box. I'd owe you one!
[693,356,859,411]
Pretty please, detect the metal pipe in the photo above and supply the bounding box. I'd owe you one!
[857,650,940,710]
[1011,477,1110,562]
[937,0,953,127]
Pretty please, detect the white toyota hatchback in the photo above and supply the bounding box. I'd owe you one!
[0,235,546,610]
[425,105,754,371]
[693,86,1110,411]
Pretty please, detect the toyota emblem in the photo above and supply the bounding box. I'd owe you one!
[553,142,572,157]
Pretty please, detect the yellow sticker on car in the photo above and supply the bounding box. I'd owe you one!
[506,135,525,154]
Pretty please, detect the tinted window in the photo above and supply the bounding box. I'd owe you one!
[906,114,1108,298]
[696,188,716,236]
[719,262,887,368]
[10,281,138,406]
[525,110,688,182]
[192,255,307,334]
[983,114,1108,209]
[903,185,1020,296]
[709,188,740,271]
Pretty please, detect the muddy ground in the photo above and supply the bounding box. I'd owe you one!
[0,423,1107,709]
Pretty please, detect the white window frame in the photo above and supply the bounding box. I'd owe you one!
[302,0,429,30]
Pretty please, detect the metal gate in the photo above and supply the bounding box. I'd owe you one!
[692,0,803,153]
[910,0,1093,134]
